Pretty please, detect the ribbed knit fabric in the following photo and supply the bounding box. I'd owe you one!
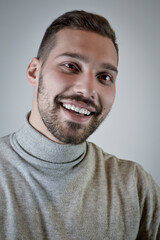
[0,117,160,239]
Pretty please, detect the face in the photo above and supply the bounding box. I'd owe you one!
[31,29,118,144]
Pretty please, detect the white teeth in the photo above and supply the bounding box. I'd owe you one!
[62,103,91,115]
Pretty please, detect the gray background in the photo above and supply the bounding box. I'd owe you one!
[0,0,160,184]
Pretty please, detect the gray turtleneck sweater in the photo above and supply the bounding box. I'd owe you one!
[0,118,160,240]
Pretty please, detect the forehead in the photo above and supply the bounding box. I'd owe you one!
[48,29,118,66]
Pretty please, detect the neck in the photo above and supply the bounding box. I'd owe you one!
[13,113,86,165]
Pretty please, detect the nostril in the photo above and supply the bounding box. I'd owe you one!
[74,86,97,99]
[90,95,95,100]
[75,91,95,100]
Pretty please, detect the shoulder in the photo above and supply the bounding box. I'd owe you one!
[86,141,137,171]
[86,141,160,192]
[0,133,16,162]
[0,135,11,150]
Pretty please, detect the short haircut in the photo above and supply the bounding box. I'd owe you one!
[37,10,118,63]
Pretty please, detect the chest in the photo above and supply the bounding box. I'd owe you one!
[0,164,139,240]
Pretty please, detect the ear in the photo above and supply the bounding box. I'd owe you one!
[26,57,41,86]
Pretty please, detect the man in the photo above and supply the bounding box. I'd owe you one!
[0,10,159,240]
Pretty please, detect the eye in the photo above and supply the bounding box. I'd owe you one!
[97,72,113,85]
[60,62,81,74]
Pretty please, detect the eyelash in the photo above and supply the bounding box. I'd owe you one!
[60,62,81,73]
[96,72,113,84]
[60,62,113,85]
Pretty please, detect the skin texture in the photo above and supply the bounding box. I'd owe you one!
[27,29,118,144]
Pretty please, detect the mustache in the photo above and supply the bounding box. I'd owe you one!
[56,94,102,114]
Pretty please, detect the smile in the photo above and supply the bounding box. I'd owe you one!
[62,103,91,116]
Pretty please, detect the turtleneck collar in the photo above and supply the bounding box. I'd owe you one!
[11,115,86,165]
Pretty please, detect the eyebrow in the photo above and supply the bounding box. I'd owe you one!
[100,63,118,73]
[56,52,89,63]
[56,52,118,73]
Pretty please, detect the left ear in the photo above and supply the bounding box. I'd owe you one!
[26,57,41,86]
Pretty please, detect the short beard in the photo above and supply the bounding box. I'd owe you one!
[37,74,111,145]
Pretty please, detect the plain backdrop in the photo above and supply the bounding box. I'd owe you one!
[0,0,160,184]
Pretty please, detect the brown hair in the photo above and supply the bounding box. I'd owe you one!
[37,10,118,63]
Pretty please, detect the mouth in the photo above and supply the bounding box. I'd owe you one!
[60,102,95,123]
[62,103,93,116]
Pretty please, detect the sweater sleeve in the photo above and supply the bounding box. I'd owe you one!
[135,164,160,240]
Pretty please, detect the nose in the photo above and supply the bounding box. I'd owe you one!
[72,71,97,99]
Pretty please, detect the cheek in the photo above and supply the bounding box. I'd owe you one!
[43,71,71,94]
[101,87,116,111]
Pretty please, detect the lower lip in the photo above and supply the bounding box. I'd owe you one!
[61,106,92,123]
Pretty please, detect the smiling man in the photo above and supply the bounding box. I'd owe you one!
[0,10,159,240]
[28,28,117,144]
